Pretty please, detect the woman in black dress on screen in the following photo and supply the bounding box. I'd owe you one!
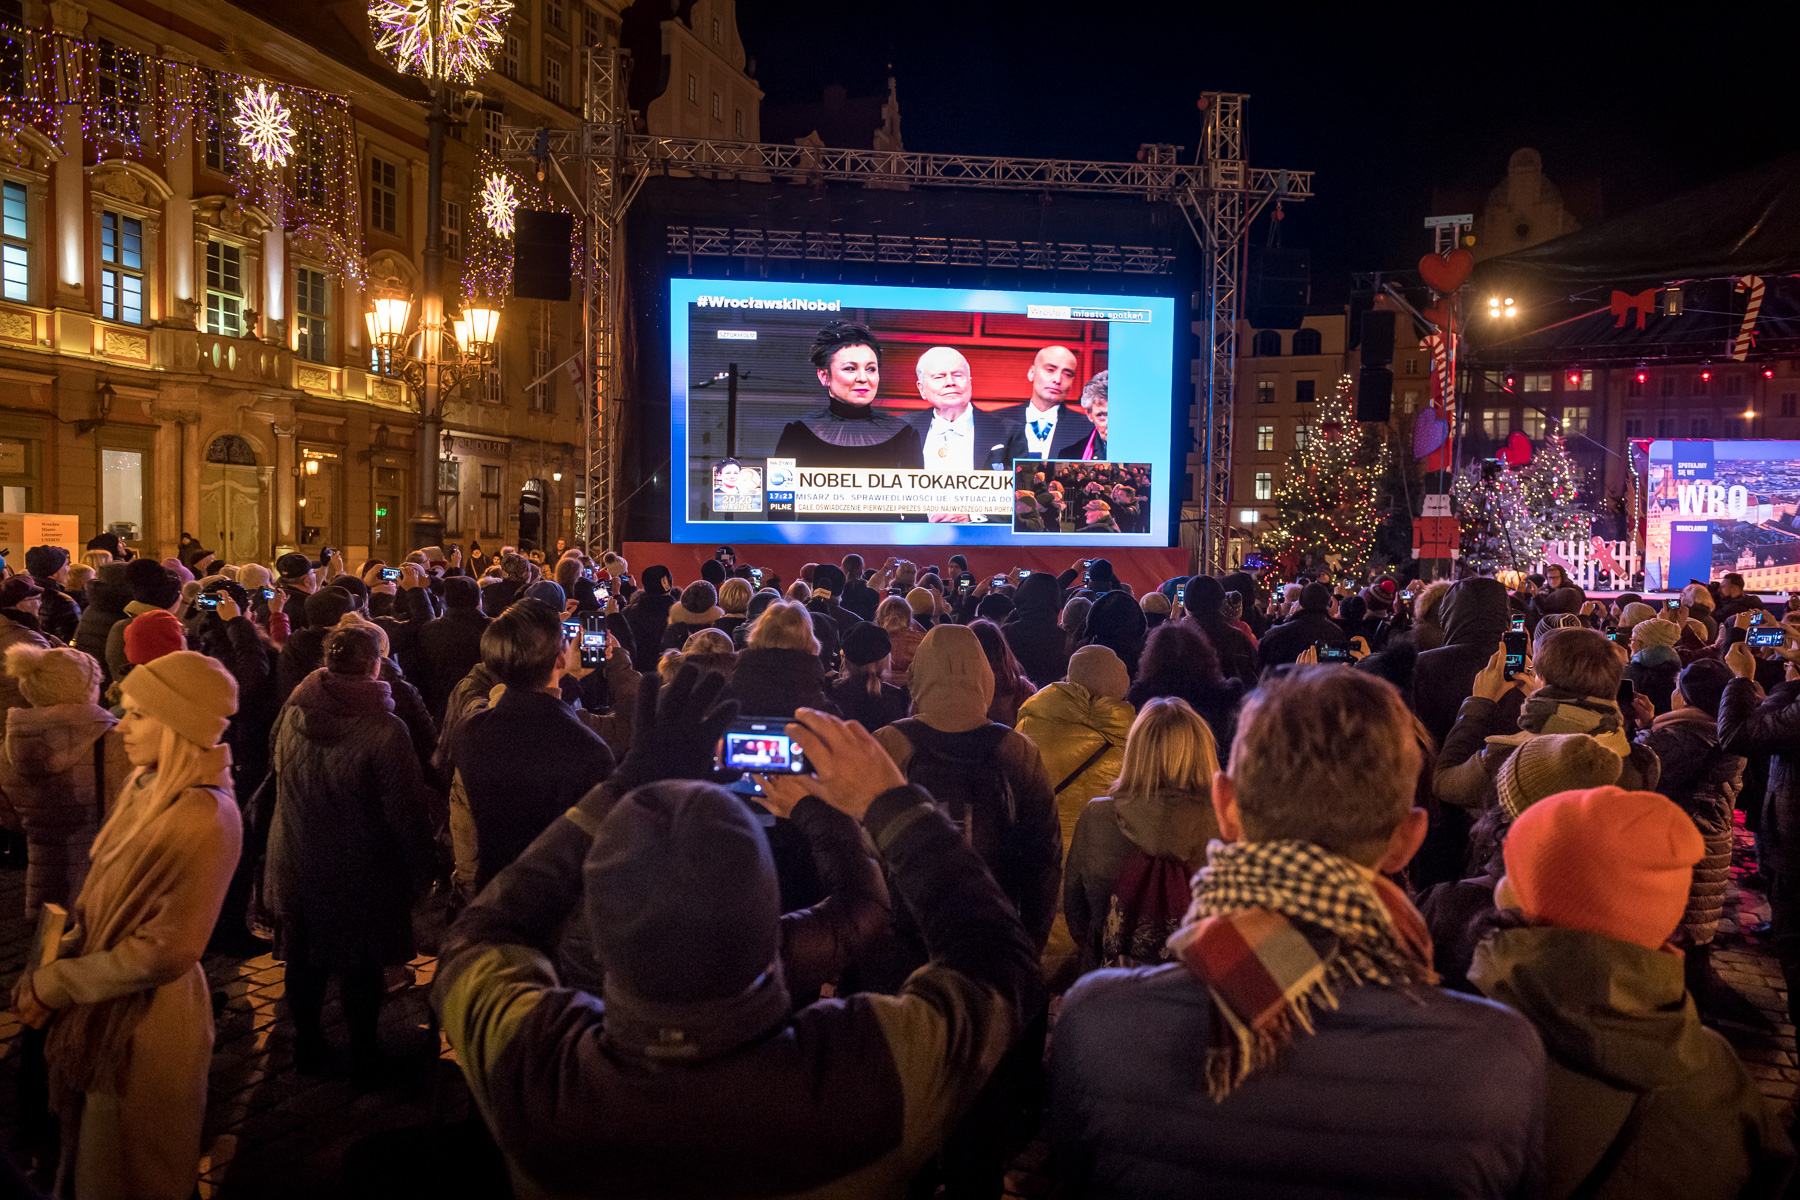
[773,321,922,468]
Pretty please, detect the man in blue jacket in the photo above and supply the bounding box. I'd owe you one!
[1050,665,1547,1198]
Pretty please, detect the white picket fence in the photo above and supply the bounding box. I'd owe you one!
[1534,539,1640,591]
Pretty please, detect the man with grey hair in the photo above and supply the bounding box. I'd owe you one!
[1004,345,1094,463]
[905,345,1019,472]
[1057,370,1108,460]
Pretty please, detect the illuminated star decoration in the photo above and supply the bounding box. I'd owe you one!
[479,172,518,237]
[233,82,295,169]
[368,0,512,84]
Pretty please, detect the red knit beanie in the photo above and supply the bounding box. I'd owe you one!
[124,608,186,666]
[1503,786,1703,950]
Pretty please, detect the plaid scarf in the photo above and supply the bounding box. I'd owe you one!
[1168,839,1437,1101]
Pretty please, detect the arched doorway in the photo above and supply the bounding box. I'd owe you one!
[200,435,265,564]
[517,478,543,552]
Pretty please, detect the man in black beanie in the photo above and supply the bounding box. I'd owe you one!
[808,562,858,635]
[275,586,356,702]
[434,667,1040,1198]
[1257,581,1347,668]
[840,553,879,621]
[104,558,182,683]
[24,545,79,643]
[416,575,490,721]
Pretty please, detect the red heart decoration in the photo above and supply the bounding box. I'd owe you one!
[1418,248,1475,294]
[1413,406,1448,457]
[1423,300,1450,329]
[1503,431,1533,466]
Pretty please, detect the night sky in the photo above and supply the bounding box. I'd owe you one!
[737,2,1799,299]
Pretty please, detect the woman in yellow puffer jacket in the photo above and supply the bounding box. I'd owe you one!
[1017,644,1136,988]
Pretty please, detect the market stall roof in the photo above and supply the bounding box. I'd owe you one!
[1482,150,1800,291]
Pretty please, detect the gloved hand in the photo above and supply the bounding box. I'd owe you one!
[609,662,740,793]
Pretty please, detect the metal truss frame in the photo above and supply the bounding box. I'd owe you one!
[503,53,1308,562]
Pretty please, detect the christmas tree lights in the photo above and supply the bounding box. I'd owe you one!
[1452,435,1592,570]
[1260,375,1389,571]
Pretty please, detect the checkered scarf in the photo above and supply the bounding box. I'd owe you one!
[1168,839,1437,1101]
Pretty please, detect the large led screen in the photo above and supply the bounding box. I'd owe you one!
[1644,439,1800,591]
[669,279,1176,546]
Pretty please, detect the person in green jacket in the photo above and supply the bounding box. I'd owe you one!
[1469,785,1794,1199]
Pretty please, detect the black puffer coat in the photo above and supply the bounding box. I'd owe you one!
[266,669,435,968]
[72,563,130,686]
[1638,707,1744,946]
[1001,573,1068,689]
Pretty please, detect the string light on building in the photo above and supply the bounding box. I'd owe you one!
[368,0,513,83]
[233,82,296,169]
[479,171,518,237]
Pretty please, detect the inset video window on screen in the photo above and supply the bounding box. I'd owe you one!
[670,280,1175,547]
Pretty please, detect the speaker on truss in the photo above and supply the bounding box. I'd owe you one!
[1356,366,1393,423]
[512,210,575,301]
[1360,310,1396,367]
[1246,246,1310,330]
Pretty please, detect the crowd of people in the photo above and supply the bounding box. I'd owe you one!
[1014,462,1152,534]
[0,530,1796,1198]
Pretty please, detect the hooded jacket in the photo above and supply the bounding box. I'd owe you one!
[73,564,131,687]
[1002,573,1070,689]
[1062,788,1215,976]
[1183,577,1260,687]
[1627,645,1683,716]
[266,669,435,968]
[1470,925,1792,1200]
[5,702,130,916]
[1635,707,1742,946]
[1412,577,1512,744]
[1081,592,1147,678]
[623,567,677,670]
[1017,681,1135,858]
[416,603,490,721]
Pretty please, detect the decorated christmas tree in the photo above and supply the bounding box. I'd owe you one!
[1451,435,1591,571]
[1261,376,1389,572]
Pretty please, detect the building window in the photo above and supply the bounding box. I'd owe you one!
[1255,423,1274,452]
[1560,405,1591,434]
[1482,408,1508,438]
[1522,372,1553,393]
[89,39,145,143]
[1782,393,1797,418]
[439,458,462,536]
[734,108,744,136]
[1661,375,1677,398]
[1724,374,1744,396]
[101,447,143,542]
[369,156,398,235]
[546,0,563,29]
[502,34,520,79]
[484,110,504,155]
[1293,423,1313,450]
[295,267,327,363]
[1,180,25,303]
[1252,329,1281,356]
[293,114,328,206]
[711,91,721,120]
[1291,328,1321,356]
[1294,379,1316,404]
[1693,373,1710,397]
[583,6,604,44]
[1627,374,1644,397]
[1401,390,1419,414]
[1725,418,1745,438]
[1521,410,1546,440]
[1403,357,1420,375]
[1656,417,1676,437]
[203,74,241,175]
[1624,418,1643,438]
[1567,369,1594,392]
[440,199,462,259]
[99,211,143,325]
[1690,416,1709,437]
[530,341,554,412]
[1255,378,1275,404]
[204,240,243,336]
[1253,471,1272,500]
[711,15,721,41]
[480,464,502,535]
[545,58,562,104]
[687,73,698,103]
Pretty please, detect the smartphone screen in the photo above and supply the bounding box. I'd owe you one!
[1665,599,1680,612]
[1511,615,1526,632]
[1748,628,1785,648]
[1617,679,1636,707]
[580,629,606,667]
[718,722,807,773]
[382,567,401,581]
[1503,629,1529,679]
[562,620,581,640]
[1314,641,1352,663]
[958,571,974,594]
[1176,584,1186,605]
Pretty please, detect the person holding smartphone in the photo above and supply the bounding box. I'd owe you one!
[1622,616,1685,716]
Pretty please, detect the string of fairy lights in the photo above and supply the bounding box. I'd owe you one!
[0,26,364,282]
[369,0,512,84]
[1262,374,1389,569]
[1452,437,1590,570]
[464,148,581,301]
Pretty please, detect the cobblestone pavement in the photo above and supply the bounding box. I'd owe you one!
[0,819,1790,1197]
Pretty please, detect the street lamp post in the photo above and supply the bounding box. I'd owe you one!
[368,0,511,547]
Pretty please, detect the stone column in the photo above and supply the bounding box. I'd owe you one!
[271,409,296,554]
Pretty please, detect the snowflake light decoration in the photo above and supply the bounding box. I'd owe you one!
[479,172,519,238]
[233,82,295,169]
[369,0,512,84]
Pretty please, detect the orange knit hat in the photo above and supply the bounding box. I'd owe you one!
[1502,786,1703,950]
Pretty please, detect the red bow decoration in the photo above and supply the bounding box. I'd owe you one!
[1609,288,1657,330]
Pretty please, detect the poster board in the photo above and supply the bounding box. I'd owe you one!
[0,513,81,566]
